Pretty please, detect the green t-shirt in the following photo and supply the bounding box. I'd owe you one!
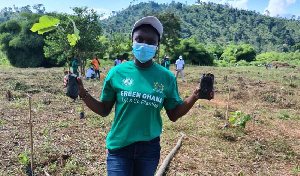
[72,60,78,73]
[165,60,170,70]
[100,61,183,150]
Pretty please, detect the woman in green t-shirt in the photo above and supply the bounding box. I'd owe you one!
[77,16,200,175]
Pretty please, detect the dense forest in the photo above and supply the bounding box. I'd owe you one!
[101,1,300,54]
[0,2,300,68]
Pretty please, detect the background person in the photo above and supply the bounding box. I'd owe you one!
[91,55,100,80]
[76,16,200,175]
[63,70,69,87]
[114,55,121,66]
[175,55,185,82]
[85,67,94,79]
[164,55,170,70]
[72,58,79,77]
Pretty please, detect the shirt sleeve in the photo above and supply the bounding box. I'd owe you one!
[100,70,116,101]
[163,78,183,110]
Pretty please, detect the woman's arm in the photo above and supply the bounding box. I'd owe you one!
[166,87,200,122]
[77,78,115,117]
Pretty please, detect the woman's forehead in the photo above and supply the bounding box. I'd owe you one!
[133,26,159,40]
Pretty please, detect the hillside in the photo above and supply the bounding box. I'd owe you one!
[100,1,300,54]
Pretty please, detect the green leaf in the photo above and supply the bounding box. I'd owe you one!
[67,16,80,40]
[245,114,251,121]
[229,117,236,123]
[235,110,242,116]
[36,26,57,34]
[67,34,77,46]
[30,15,59,34]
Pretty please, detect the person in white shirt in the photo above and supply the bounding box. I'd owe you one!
[86,67,94,79]
[114,56,121,66]
[175,55,185,82]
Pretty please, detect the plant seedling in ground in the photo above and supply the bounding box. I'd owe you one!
[229,110,251,128]
[18,151,32,176]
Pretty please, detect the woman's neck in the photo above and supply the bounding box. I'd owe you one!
[134,58,153,68]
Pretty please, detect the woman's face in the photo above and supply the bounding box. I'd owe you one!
[132,26,159,46]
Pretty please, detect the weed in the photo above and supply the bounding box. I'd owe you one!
[63,157,85,175]
[43,128,48,138]
[183,90,190,97]
[292,164,300,173]
[50,121,56,126]
[14,82,30,91]
[278,113,290,120]
[50,162,57,169]
[87,117,104,128]
[59,122,69,127]
[0,119,6,124]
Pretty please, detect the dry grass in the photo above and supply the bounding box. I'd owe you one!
[0,65,299,175]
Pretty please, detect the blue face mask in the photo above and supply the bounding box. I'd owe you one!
[132,42,157,63]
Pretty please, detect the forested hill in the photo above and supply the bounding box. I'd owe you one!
[100,1,300,54]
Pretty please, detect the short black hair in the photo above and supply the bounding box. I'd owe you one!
[132,24,160,42]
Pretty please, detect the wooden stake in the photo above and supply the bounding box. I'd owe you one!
[155,133,186,176]
[225,86,231,121]
[80,77,85,119]
[29,96,33,175]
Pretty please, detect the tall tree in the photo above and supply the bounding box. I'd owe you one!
[0,13,45,67]
[42,7,102,72]
[156,12,181,62]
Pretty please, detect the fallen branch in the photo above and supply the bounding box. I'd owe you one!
[155,133,186,176]
[44,169,51,176]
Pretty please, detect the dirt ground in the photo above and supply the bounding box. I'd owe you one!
[0,64,299,176]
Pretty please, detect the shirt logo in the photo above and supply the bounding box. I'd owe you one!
[123,78,134,87]
[153,82,164,93]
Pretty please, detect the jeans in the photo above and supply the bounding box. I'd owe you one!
[107,137,161,176]
[95,70,100,79]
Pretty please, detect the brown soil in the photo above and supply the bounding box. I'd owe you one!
[0,65,299,175]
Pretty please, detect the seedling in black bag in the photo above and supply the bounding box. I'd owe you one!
[66,74,79,100]
[197,73,214,100]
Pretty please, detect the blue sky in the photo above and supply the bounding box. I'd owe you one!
[1,0,299,18]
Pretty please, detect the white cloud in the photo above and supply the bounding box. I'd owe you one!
[264,0,297,17]
[196,0,248,10]
[93,8,110,14]
[200,0,222,3]
[227,0,248,10]
[93,8,111,20]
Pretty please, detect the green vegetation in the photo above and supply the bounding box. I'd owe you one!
[102,1,300,54]
[0,13,45,67]
[0,50,10,66]
[228,110,251,128]
[0,2,299,68]
[18,151,29,166]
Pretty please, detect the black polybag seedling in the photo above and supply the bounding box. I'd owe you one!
[197,73,214,100]
[66,74,78,100]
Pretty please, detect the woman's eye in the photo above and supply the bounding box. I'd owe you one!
[148,40,156,45]
[134,38,141,43]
